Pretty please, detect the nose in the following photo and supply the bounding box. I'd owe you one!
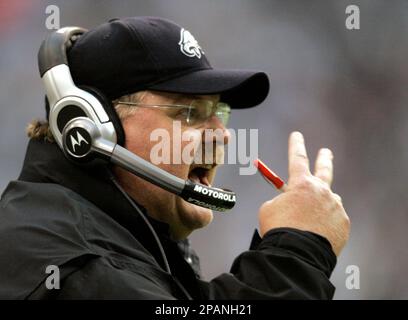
[202,115,231,145]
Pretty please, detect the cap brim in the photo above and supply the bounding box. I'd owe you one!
[149,68,269,109]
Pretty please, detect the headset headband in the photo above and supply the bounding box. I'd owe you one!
[38,27,86,78]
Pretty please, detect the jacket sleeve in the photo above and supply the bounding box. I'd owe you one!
[199,228,337,299]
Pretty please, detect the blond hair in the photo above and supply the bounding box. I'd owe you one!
[27,91,147,141]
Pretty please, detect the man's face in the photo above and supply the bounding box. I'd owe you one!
[113,91,231,240]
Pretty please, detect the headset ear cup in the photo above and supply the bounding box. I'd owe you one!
[79,85,126,146]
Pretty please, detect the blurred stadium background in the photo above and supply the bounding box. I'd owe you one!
[1,0,407,299]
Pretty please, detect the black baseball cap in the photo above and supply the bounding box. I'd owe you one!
[68,16,269,109]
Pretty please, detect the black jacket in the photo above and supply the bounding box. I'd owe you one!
[0,139,336,299]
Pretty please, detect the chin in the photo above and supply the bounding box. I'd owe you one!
[177,197,214,231]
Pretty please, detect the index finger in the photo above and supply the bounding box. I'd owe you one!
[288,132,311,183]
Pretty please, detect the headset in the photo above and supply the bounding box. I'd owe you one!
[37,27,236,212]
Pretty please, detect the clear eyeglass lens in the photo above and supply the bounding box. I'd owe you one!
[187,100,230,126]
[215,103,231,126]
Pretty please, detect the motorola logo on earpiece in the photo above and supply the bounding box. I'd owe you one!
[70,131,89,152]
[65,127,92,157]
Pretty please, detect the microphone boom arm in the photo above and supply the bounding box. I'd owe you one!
[110,145,236,212]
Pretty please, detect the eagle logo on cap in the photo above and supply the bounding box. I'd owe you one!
[178,28,204,59]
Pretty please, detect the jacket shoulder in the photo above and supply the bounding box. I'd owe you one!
[0,180,157,299]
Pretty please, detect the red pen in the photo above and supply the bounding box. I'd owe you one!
[254,158,287,192]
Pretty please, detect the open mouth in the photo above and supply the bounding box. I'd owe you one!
[188,165,213,187]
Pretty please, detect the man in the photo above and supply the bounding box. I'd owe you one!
[0,17,349,299]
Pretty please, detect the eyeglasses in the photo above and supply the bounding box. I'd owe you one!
[116,99,231,127]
